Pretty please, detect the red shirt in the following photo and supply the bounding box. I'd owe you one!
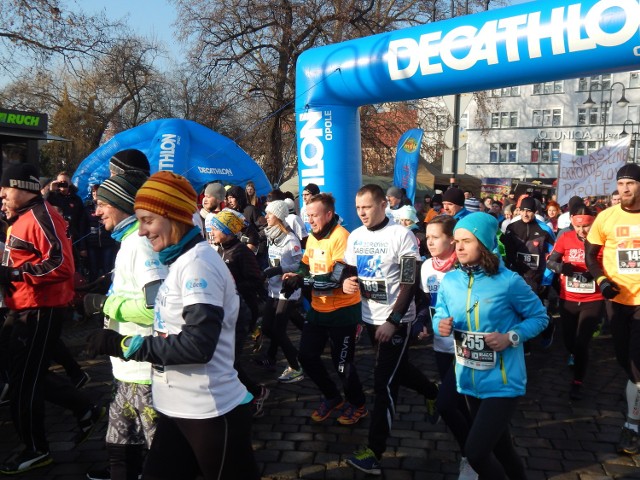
[552,229,603,303]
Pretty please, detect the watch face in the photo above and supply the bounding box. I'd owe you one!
[510,333,519,344]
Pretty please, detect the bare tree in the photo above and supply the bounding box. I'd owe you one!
[0,0,122,77]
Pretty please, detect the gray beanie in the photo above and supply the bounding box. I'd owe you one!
[265,200,289,222]
[204,182,226,202]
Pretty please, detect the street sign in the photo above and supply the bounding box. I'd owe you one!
[442,149,467,175]
[444,126,468,149]
[442,93,473,118]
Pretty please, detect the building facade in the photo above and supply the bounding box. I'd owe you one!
[458,71,640,182]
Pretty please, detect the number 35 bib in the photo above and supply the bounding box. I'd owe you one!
[453,330,496,370]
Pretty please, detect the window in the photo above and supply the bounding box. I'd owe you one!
[532,109,562,127]
[578,74,613,91]
[630,72,640,89]
[578,106,608,126]
[531,142,560,163]
[491,111,518,128]
[489,143,518,163]
[490,86,520,97]
[627,105,640,124]
[533,81,564,95]
[576,141,599,156]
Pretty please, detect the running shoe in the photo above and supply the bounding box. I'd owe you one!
[569,381,583,400]
[592,322,603,338]
[617,426,639,455]
[310,397,344,422]
[0,382,9,407]
[337,402,368,425]
[345,446,381,475]
[567,354,575,367]
[458,456,478,480]
[277,366,304,383]
[75,405,106,445]
[252,385,270,418]
[0,449,52,475]
[426,385,440,424]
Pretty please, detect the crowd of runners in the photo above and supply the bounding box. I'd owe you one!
[0,149,638,480]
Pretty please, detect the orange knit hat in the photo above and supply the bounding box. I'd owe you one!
[134,171,197,225]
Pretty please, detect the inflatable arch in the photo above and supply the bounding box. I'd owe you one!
[73,118,272,200]
[295,0,640,229]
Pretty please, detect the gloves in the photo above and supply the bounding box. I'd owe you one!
[560,263,574,276]
[573,272,593,283]
[281,275,303,299]
[84,294,107,317]
[86,329,125,358]
[264,265,283,278]
[598,278,620,299]
[0,266,21,285]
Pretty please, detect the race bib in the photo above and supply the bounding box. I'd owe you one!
[617,248,640,274]
[565,275,595,294]
[517,252,540,269]
[453,330,496,371]
[359,278,388,303]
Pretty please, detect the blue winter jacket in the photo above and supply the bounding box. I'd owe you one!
[433,264,548,399]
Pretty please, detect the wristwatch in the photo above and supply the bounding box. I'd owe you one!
[507,330,520,348]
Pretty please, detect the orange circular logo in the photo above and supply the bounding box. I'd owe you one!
[403,138,418,153]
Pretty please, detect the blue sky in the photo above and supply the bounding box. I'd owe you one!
[80,0,180,63]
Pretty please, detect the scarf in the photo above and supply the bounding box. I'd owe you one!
[158,226,203,265]
[265,225,288,245]
[111,215,137,242]
[460,264,482,276]
[311,214,339,240]
[432,251,457,272]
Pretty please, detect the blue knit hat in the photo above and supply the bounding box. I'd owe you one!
[454,212,498,252]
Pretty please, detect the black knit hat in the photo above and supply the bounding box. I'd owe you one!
[520,197,536,211]
[97,172,148,214]
[109,149,151,176]
[0,163,41,193]
[442,187,465,207]
[617,163,640,182]
[303,183,320,196]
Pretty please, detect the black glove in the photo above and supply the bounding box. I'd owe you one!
[84,294,107,317]
[599,278,621,300]
[0,266,21,285]
[264,265,283,278]
[573,272,593,283]
[560,263,574,276]
[86,329,125,358]
[281,275,303,299]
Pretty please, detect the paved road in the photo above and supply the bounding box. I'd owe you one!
[1,315,639,479]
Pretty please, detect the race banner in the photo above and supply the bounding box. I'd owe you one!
[393,128,423,204]
[557,136,630,206]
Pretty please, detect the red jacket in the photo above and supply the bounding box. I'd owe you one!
[3,198,75,309]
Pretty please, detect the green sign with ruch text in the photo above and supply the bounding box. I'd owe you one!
[0,108,47,132]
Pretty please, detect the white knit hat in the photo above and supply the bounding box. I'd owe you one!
[397,205,418,223]
[284,198,296,214]
[265,200,289,222]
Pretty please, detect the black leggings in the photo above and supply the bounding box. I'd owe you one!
[559,299,603,382]
[607,302,640,382]
[435,352,471,454]
[465,396,526,480]
[143,404,259,480]
[262,298,300,370]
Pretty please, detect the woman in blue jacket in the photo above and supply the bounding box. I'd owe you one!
[434,212,548,479]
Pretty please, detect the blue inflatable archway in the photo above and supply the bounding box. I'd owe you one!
[295,0,640,229]
[73,118,272,199]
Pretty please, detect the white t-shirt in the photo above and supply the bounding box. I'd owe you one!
[109,228,167,383]
[267,232,303,300]
[344,222,420,325]
[151,241,246,419]
[286,213,308,241]
[420,259,454,354]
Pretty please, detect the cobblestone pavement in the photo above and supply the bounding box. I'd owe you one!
[1,315,639,479]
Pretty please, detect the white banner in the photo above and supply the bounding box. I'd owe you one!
[557,136,631,206]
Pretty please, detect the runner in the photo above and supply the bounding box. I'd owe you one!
[585,163,640,455]
[434,212,548,478]
[343,184,439,476]
[547,205,604,401]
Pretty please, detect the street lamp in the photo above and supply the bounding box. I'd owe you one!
[583,81,629,146]
[621,119,640,163]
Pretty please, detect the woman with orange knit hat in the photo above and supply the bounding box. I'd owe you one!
[87,171,258,480]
